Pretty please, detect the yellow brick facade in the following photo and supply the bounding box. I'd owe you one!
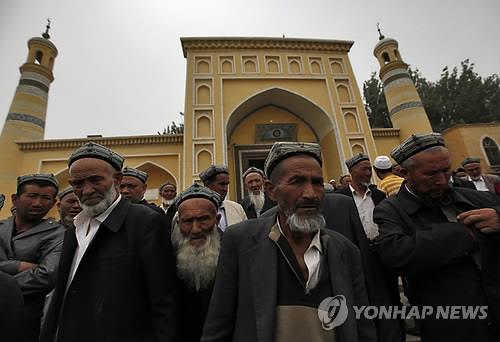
[1,34,498,220]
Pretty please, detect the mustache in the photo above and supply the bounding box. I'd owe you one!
[294,199,321,209]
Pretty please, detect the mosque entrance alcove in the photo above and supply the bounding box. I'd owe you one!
[226,87,336,200]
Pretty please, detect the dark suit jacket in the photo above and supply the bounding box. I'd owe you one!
[201,213,376,342]
[40,199,177,342]
[373,185,500,341]
[451,176,476,190]
[262,194,403,342]
[336,184,386,205]
[138,199,166,215]
[240,193,276,219]
[0,271,24,342]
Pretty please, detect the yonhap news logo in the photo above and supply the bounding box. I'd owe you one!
[318,296,488,330]
[317,295,349,330]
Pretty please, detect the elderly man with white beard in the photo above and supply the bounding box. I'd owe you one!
[41,142,177,342]
[202,142,375,342]
[171,183,222,342]
[240,166,276,218]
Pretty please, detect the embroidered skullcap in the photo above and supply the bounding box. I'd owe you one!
[242,167,265,181]
[391,133,445,164]
[122,167,148,183]
[461,157,480,166]
[175,183,222,209]
[199,165,228,182]
[345,154,370,169]
[264,142,322,178]
[373,155,392,170]
[57,186,74,200]
[17,173,59,191]
[68,142,124,171]
[159,181,176,191]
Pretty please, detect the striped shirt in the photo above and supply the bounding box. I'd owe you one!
[379,174,404,197]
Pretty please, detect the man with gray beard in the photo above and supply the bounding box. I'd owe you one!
[41,142,177,342]
[240,166,276,218]
[171,183,222,342]
[202,142,375,342]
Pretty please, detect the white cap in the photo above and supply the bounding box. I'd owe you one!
[374,155,392,170]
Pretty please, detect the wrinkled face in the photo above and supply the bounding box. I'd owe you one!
[268,155,325,218]
[119,176,146,202]
[69,158,121,207]
[404,147,452,201]
[12,184,57,222]
[206,173,229,199]
[58,192,82,222]
[349,160,372,186]
[160,184,177,201]
[463,162,482,180]
[178,198,220,248]
[244,173,264,195]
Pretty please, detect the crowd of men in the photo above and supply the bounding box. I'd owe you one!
[0,134,499,342]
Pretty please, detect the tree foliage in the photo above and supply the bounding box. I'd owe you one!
[363,60,500,132]
[158,121,184,135]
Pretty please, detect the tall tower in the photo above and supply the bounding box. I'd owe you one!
[0,21,58,195]
[373,27,432,139]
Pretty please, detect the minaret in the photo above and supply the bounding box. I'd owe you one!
[373,25,432,139]
[0,20,58,195]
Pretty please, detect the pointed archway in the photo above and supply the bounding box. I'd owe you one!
[226,87,341,200]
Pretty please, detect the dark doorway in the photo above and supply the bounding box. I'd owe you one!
[234,145,272,201]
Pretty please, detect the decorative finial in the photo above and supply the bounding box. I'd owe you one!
[42,18,51,39]
[377,22,385,40]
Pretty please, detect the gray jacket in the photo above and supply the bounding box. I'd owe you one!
[0,216,65,295]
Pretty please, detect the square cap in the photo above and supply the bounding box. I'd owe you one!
[68,142,124,171]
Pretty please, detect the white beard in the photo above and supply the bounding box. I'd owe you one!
[287,212,326,234]
[249,191,265,213]
[80,185,117,217]
[172,225,220,291]
[162,199,175,206]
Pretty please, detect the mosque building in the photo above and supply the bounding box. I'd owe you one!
[1,25,499,218]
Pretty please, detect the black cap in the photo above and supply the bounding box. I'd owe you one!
[461,157,480,166]
[391,133,445,164]
[199,165,228,182]
[264,142,322,178]
[57,186,74,200]
[68,142,124,171]
[17,173,59,191]
[242,167,265,181]
[122,167,148,183]
[175,183,222,209]
[345,153,370,169]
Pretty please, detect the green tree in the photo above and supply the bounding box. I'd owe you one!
[158,121,184,135]
[363,72,392,128]
[363,60,500,132]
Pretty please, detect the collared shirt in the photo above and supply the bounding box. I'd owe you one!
[349,184,379,240]
[218,203,228,232]
[468,176,489,191]
[67,195,122,289]
[276,217,322,291]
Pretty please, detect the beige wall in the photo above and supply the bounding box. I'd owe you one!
[442,123,500,172]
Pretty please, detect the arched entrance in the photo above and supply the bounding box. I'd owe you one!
[226,87,340,200]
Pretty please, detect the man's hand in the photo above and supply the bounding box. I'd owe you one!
[458,208,500,234]
[17,261,38,273]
